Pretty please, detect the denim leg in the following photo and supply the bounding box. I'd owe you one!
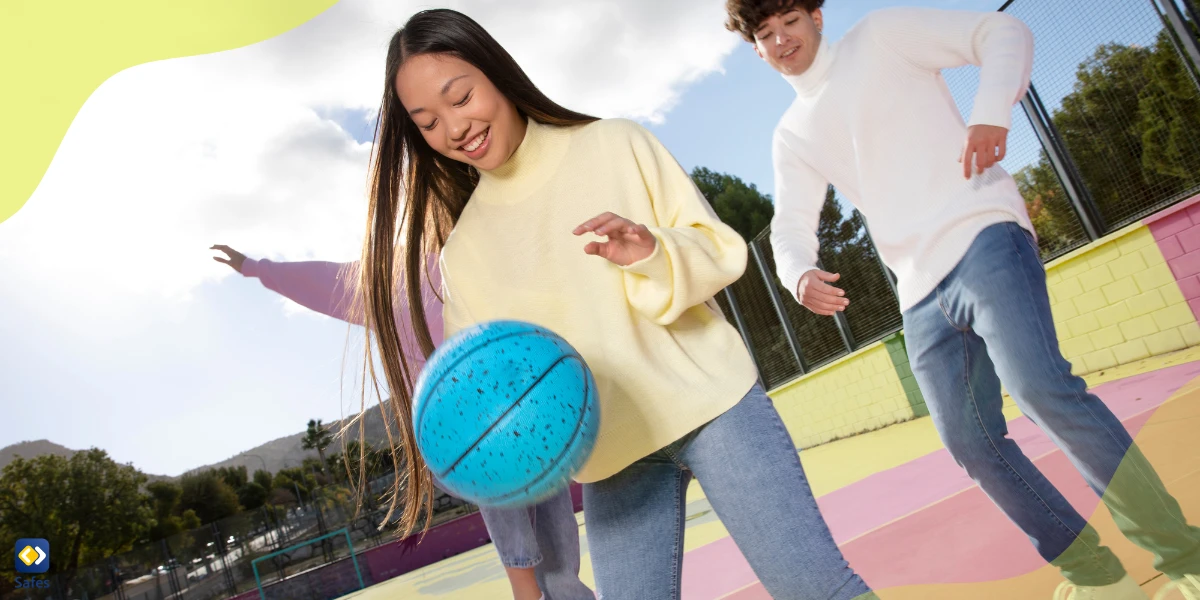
[479,503,542,569]
[904,279,1124,586]
[531,488,595,600]
[583,453,690,600]
[962,223,1200,581]
[677,385,875,600]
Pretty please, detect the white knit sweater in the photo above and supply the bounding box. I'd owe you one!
[770,7,1037,312]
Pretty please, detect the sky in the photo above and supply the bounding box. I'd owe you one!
[0,0,1173,476]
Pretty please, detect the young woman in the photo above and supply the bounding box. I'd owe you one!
[209,246,593,600]
[355,8,876,600]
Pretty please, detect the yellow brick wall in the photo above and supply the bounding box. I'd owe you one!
[768,342,915,448]
[1046,224,1200,374]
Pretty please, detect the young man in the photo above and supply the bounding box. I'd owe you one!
[724,1,1200,599]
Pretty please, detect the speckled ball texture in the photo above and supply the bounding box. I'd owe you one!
[413,320,600,508]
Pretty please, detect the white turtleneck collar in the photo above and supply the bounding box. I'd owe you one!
[782,37,835,96]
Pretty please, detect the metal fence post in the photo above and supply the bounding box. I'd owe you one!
[749,240,808,374]
[721,287,766,384]
[1156,0,1200,85]
[111,557,128,600]
[161,539,182,597]
[1020,84,1106,240]
[213,521,237,596]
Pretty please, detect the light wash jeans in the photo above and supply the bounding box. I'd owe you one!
[903,221,1200,585]
[582,384,875,600]
[478,488,595,599]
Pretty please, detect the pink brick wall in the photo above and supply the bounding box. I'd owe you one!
[1145,195,1200,321]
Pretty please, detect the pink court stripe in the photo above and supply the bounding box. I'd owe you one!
[842,409,1157,588]
[678,361,1200,599]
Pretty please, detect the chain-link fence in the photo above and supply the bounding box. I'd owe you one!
[722,0,1200,392]
[1005,0,1200,231]
[1,474,474,600]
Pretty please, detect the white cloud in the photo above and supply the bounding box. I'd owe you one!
[0,0,738,323]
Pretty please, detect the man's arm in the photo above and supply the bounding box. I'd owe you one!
[770,132,846,316]
[865,7,1034,131]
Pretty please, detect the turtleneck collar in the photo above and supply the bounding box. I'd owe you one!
[474,117,570,204]
[782,37,834,96]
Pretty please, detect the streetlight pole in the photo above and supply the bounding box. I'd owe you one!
[244,454,269,476]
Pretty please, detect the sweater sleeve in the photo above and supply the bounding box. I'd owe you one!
[865,7,1034,130]
[242,258,364,325]
[769,131,829,301]
[242,256,445,347]
[617,121,749,325]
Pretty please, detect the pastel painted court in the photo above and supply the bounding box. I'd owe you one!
[344,347,1200,599]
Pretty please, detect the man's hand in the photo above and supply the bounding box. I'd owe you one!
[796,269,849,316]
[960,125,1008,179]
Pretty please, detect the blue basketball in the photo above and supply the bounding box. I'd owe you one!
[413,320,600,509]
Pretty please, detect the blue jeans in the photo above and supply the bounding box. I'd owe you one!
[479,488,595,599]
[582,384,875,600]
[903,222,1200,585]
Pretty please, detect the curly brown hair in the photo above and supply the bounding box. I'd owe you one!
[724,0,825,42]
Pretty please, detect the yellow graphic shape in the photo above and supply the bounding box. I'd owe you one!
[18,545,37,567]
[0,0,340,225]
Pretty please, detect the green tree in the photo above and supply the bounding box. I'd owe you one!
[815,188,863,258]
[146,480,182,518]
[273,469,313,504]
[144,480,201,541]
[368,445,392,479]
[270,468,310,504]
[690,167,774,241]
[0,449,152,579]
[332,440,391,486]
[302,419,335,472]
[236,481,269,511]
[1047,30,1200,228]
[326,451,345,483]
[267,486,297,506]
[215,465,249,490]
[1012,154,1080,258]
[1136,27,1200,183]
[302,457,326,477]
[179,470,241,523]
[252,468,273,491]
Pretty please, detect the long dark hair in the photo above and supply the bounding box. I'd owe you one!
[356,8,597,537]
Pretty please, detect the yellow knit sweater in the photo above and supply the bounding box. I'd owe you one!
[439,118,759,483]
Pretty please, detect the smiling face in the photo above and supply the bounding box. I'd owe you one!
[752,8,824,76]
[395,53,528,171]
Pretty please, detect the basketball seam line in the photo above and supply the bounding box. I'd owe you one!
[414,329,561,444]
[435,352,580,480]
[485,360,592,505]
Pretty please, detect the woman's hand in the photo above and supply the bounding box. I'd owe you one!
[574,212,657,267]
[210,244,247,273]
